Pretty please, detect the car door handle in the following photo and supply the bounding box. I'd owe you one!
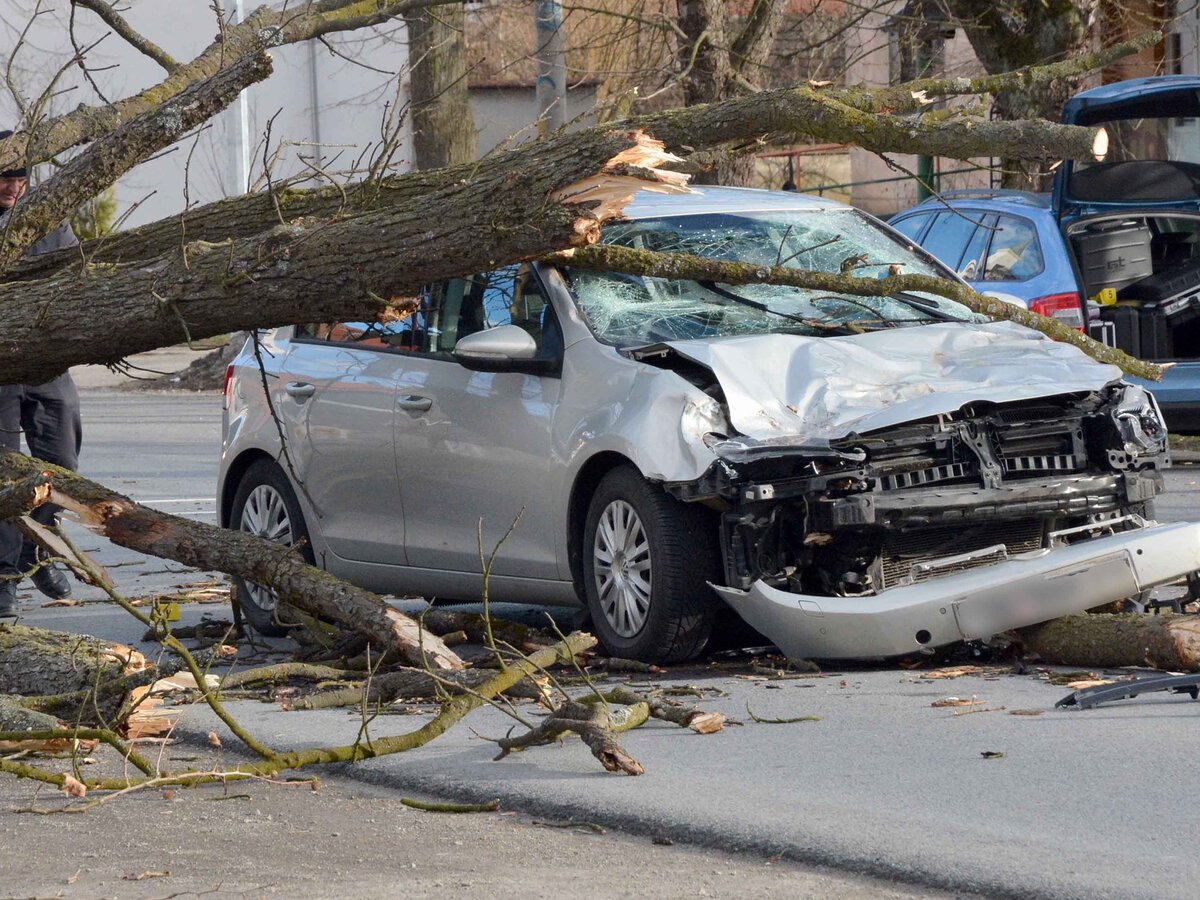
[285,382,316,398]
[397,395,433,412]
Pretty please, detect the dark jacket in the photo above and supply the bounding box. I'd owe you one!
[30,220,78,255]
[0,211,78,256]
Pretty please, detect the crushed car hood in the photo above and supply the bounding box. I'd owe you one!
[659,321,1123,445]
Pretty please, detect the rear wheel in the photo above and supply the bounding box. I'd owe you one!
[582,466,719,663]
[228,459,312,636]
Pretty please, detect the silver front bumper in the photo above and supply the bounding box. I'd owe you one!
[711,521,1200,661]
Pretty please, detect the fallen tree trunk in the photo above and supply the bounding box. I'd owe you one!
[559,244,1164,380]
[0,452,464,671]
[1021,614,1200,671]
[0,131,685,385]
[1,630,600,793]
[0,622,163,726]
[7,49,1121,287]
[0,622,142,697]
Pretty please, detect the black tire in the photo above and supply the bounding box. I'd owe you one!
[581,465,719,663]
[228,458,313,637]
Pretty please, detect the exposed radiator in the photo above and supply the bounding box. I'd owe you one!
[879,518,1046,589]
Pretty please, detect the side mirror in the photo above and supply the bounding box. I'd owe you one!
[454,325,540,372]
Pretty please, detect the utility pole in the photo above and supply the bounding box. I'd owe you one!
[535,0,566,137]
[230,0,252,194]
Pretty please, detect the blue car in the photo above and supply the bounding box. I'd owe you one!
[892,76,1200,433]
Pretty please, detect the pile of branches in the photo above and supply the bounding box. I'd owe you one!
[0,539,731,801]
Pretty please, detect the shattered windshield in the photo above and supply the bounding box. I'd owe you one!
[566,209,975,347]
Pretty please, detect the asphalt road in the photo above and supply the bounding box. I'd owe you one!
[14,390,1200,899]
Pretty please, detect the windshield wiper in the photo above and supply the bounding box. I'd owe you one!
[892,291,959,321]
[698,281,860,335]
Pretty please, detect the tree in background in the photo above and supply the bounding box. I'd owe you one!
[71,186,117,241]
[939,0,1103,188]
[405,3,478,169]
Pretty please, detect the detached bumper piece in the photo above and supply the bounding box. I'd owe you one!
[1057,673,1200,710]
[712,520,1200,661]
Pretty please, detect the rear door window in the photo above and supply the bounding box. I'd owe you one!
[920,211,979,272]
[891,213,931,242]
[983,216,1044,281]
[957,213,998,280]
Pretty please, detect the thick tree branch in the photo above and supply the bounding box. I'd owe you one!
[0,473,51,521]
[0,132,685,384]
[555,244,1166,381]
[0,49,273,274]
[837,31,1162,116]
[8,89,1105,287]
[632,85,1105,162]
[0,0,457,173]
[72,0,180,73]
[0,452,464,671]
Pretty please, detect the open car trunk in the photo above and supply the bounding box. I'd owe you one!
[1070,212,1200,363]
[1053,76,1200,432]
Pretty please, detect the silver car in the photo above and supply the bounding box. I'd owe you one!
[219,187,1200,662]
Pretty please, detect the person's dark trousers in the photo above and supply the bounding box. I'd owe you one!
[15,374,82,570]
[0,385,24,581]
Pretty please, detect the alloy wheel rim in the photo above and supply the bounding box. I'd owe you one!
[593,499,652,638]
[238,484,294,612]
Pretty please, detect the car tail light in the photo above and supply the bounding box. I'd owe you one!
[222,364,236,410]
[1029,293,1085,331]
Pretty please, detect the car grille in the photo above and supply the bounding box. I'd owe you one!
[859,408,1088,492]
[993,419,1086,478]
[879,518,1046,589]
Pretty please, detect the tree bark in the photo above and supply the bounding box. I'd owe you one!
[0,451,465,671]
[405,3,477,169]
[676,0,788,185]
[0,473,51,521]
[1021,614,1200,672]
[0,623,169,728]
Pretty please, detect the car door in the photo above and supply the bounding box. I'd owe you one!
[278,320,408,565]
[393,265,564,579]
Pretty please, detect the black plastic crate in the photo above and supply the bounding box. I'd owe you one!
[1099,305,1141,356]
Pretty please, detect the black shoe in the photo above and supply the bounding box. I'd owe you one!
[0,581,16,617]
[30,564,71,600]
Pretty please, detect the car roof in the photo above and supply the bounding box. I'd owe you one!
[898,190,1052,216]
[624,185,846,219]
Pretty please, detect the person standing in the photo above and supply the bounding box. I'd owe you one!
[0,130,82,615]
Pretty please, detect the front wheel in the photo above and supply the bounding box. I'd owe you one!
[582,466,719,663]
[228,459,312,636]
